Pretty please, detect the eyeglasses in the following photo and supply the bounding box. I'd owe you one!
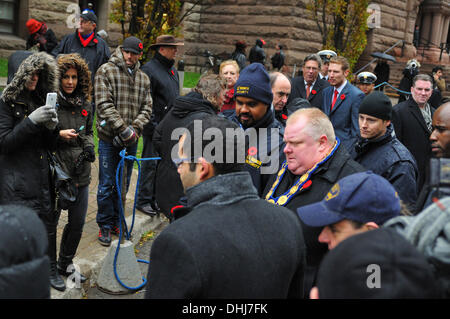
[172,157,191,168]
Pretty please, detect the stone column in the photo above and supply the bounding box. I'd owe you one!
[431,12,443,47]
[421,12,433,46]
[441,15,450,44]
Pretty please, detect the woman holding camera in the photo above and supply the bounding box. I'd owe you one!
[0,52,62,290]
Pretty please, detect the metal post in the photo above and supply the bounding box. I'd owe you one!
[120,152,127,244]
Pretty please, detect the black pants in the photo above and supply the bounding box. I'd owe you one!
[39,185,89,266]
[136,134,158,207]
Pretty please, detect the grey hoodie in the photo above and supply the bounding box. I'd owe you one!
[384,196,450,297]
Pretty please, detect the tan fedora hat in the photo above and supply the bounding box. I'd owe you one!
[150,35,184,49]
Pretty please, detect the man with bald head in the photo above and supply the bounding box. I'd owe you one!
[417,102,450,211]
[430,102,450,158]
[270,72,291,125]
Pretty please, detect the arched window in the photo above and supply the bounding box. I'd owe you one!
[0,0,17,34]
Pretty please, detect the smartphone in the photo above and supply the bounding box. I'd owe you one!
[46,92,57,109]
[75,125,85,133]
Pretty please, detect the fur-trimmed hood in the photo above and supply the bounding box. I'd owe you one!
[1,52,59,104]
[56,53,92,102]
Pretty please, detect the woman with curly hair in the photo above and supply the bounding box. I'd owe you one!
[52,53,95,290]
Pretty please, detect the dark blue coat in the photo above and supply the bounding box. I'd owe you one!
[321,82,365,152]
[221,109,285,195]
[51,30,110,83]
[350,124,419,210]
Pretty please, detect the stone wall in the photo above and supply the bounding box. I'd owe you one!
[181,0,431,74]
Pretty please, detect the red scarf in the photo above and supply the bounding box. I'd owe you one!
[78,31,95,47]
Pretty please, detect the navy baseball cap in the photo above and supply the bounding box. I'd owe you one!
[297,171,401,227]
[80,10,97,24]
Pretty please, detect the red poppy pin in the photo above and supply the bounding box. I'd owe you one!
[171,69,175,76]
[311,89,317,95]
[93,39,98,44]
[81,109,88,117]
[303,180,312,189]
[248,147,258,156]
[282,114,288,120]
[340,94,346,100]
[139,42,143,49]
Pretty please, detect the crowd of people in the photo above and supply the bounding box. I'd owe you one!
[0,9,449,299]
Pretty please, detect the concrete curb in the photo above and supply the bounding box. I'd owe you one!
[51,213,165,299]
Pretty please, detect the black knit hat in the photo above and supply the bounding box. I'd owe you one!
[316,228,440,299]
[359,91,392,120]
[122,36,143,54]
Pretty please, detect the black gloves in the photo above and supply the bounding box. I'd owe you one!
[83,146,96,163]
[74,147,96,175]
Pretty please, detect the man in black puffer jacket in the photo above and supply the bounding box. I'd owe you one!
[222,63,285,195]
[0,205,50,298]
[248,38,266,65]
[153,74,226,218]
[350,92,418,211]
[136,35,184,216]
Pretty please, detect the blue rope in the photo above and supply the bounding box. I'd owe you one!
[113,149,161,291]
[374,81,411,95]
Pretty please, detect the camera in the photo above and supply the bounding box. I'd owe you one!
[417,158,450,212]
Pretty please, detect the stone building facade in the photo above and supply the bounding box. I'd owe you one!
[1,0,449,77]
[180,0,450,73]
[0,0,122,58]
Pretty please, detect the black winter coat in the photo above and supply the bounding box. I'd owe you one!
[271,50,285,70]
[26,28,58,54]
[51,30,110,82]
[153,91,219,215]
[392,99,436,192]
[275,97,311,127]
[231,50,247,71]
[263,143,365,296]
[141,52,180,136]
[350,124,419,210]
[55,94,94,187]
[146,172,306,299]
[222,109,285,195]
[248,40,266,65]
[0,52,59,216]
[0,204,50,298]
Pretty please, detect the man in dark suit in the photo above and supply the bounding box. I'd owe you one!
[392,74,436,194]
[145,117,306,299]
[288,53,330,108]
[321,56,365,152]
